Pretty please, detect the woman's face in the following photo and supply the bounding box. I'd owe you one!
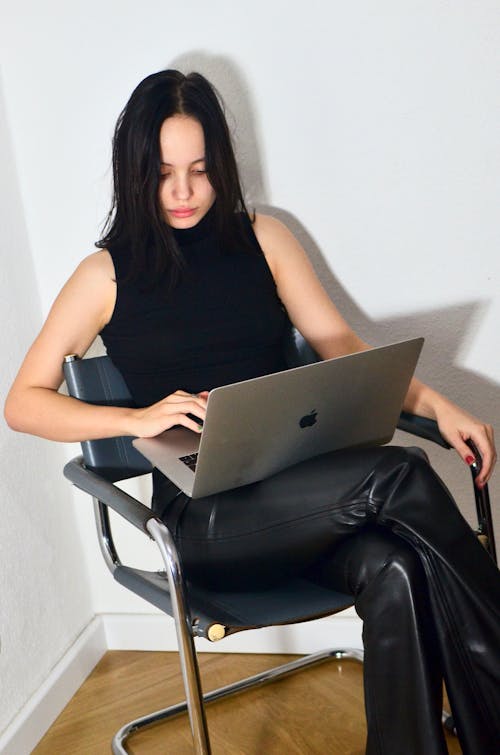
[158,115,216,229]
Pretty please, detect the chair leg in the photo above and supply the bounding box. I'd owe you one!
[112,648,364,753]
[145,518,211,754]
[112,517,457,751]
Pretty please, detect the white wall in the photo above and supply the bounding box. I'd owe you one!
[1,0,499,730]
[0,72,93,737]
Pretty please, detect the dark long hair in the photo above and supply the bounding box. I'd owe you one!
[96,70,253,286]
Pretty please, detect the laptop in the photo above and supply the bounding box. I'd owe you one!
[133,337,423,498]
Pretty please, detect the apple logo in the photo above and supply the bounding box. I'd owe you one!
[299,410,317,428]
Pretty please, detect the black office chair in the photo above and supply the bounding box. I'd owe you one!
[62,330,496,754]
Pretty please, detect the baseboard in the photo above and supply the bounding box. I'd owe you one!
[0,617,106,755]
[103,608,363,654]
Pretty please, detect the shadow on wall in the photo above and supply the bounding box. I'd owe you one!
[271,206,500,538]
[167,53,499,407]
[273,205,499,409]
[171,50,270,204]
[166,51,499,535]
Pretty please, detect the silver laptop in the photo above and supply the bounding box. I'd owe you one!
[133,337,423,498]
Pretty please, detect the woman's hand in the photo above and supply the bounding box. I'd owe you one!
[403,377,496,488]
[129,390,209,439]
[434,401,496,488]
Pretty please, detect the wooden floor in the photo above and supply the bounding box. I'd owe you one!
[33,651,462,754]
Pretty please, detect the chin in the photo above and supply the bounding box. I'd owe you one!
[169,216,197,228]
[168,205,213,228]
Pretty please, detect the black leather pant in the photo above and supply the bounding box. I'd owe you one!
[153,445,500,755]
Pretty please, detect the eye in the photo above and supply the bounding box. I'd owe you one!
[192,168,206,176]
[159,172,172,181]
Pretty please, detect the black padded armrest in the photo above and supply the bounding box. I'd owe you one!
[64,455,155,536]
[397,411,451,449]
[63,355,152,482]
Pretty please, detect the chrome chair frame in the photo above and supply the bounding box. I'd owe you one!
[63,330,496,754]
[65,455,364,754]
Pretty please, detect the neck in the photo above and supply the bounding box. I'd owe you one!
[171,204,216,245]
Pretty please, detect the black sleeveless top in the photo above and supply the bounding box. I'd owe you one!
[100,209,288,407]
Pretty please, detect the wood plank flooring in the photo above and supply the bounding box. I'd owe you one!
[33,651,462,754]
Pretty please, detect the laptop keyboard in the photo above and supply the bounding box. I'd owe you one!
[179,453,198,471]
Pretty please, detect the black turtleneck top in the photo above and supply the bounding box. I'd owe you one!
[100,209,288,407]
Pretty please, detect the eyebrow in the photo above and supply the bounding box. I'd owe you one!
[160,157,206,167]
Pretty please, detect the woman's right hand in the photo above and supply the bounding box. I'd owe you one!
[129,390,209,438]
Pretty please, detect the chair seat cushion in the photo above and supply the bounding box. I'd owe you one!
[115,565,354,635]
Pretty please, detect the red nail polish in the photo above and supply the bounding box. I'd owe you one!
[465,455,475,465]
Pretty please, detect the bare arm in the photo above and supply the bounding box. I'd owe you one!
[402,376,495,484]
[4,251,207,441]
[253,214,496,485]
[253,213,369,359]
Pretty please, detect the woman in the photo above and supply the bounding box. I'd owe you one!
[5,70,499,754]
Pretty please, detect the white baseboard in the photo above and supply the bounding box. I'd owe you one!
[0,618,107,755]
[103,608,363,654]
[0,611,362,754]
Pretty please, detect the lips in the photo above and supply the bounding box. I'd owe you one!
[170,207,196,218]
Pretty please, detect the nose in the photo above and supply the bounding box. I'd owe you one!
[173,173,193,201]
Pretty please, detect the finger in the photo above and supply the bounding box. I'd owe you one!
[176,402,207,425]
[173,389,208,398]
[163,395,208,418]
[475,433,496,486]
[173,390,200,399]
[159,412,204,435]
[448,431,479,469]
[167,391,208,408]
[477,443,496,486]
[464,430,495,487]
[446,432,489,489]
[173,414,204,434]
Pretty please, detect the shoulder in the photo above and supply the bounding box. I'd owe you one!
[252,213,308,279]
[73,249,116,281]
[68,250,116,299]
[58,250,116,329]
[252,213,293,245]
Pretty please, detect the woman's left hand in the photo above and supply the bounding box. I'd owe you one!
[434,401,496,487]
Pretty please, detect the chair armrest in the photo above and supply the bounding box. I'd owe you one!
[397,411,451,449]
[64,455,155,536]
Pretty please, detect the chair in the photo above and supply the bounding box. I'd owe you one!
[62,330,496,754]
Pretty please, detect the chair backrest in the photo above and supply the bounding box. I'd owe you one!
[64,355,152,481]
[64,324,317,482]
[282,325,319,367]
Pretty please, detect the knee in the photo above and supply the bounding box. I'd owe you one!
[369,445,441,515]
[351,531,432,641]
[379,540,426,597]
[405,445,430,466]
[380,444,430,474]
[342,528,425,600]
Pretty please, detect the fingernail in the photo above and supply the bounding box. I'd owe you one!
[465,455,475,465]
